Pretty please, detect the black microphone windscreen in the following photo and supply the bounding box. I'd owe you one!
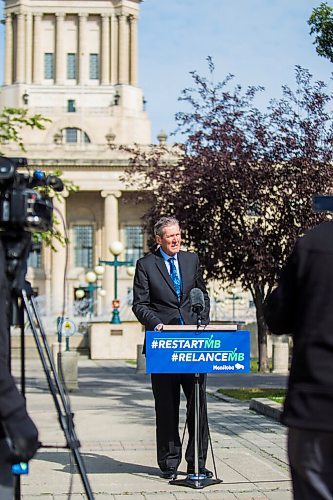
[190,288,205,313]
[46,175,64,192]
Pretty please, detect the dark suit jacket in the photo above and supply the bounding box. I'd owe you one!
[132,249,210,335]
[264,221,333,431]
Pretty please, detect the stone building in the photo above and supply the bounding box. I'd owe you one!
[0,0,153,326]
[0,0,257,338]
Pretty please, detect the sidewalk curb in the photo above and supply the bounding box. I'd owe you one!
[249,397,282,422]
[208,390,243,404]
[210,390,283,422]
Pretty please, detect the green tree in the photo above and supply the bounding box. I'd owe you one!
[124,61,333,372]
[0,107,77,248]
[0,107,49,154]
[308,2,333,62]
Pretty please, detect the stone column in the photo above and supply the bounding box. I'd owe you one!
[101,191,121,307]
[33,13,42,84]
[78,13,87,85]
[51,195,67,315]
[118,14,128,84]
[101,14,109,84]
[25,13,33,84]
[110,14,118,84]
[4,14,13,85]
[16,13,25,83]
[272,335,289,374]
[43,245,52,314]
[56,13,65,85]
[129,15,138,86]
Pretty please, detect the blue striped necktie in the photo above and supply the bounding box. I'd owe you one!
[169,257,181,300]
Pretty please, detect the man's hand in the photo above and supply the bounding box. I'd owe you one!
[3,409,40,463]
[154,323,164,332]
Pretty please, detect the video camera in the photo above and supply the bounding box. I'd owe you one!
[0,157,64,232]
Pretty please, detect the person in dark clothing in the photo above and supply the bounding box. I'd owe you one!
[0,239,39,498]
[132,216,211,479]
[264,220,333,500]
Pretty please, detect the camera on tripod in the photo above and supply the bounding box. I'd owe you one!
[0,156,64,232]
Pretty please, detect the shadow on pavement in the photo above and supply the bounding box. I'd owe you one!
[34,450,182,478]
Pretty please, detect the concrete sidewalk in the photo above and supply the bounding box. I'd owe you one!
[13,358,292,499]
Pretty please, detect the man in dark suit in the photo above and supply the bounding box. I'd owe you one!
[132,216,211,479]
[264,220,333,500]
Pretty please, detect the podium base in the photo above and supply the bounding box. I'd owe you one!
[170,474,222,489]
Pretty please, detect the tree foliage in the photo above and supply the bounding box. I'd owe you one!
[0,107,50,154]
[0,107,78,248]
[308,2,333,62]
[124,60,333,371]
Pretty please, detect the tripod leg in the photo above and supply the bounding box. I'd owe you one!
[202,385,219,480]
[21,290,95,500]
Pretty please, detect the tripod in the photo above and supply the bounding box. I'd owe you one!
[2,231,94,500]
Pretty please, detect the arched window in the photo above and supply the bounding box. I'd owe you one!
[63,127,91,144]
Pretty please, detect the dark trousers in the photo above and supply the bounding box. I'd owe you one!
[151,372,209,471]
[288,427,333,499]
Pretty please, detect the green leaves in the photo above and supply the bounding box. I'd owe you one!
[308,2,333,62]
[0,107,50,155]
[0,108,77,249]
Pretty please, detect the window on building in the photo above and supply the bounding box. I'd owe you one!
[124,226,144,264]
[89,53,99,80]
[66,127,77,143]
[44,53,54,79]
[67,53,77,79]
[73,225,94,268]
[28,248,42,268]
[67,99,76,112]
[64,128,90,144]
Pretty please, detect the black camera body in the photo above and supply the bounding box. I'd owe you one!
[0,157,63,232]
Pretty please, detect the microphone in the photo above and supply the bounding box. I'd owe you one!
[46,175,64,192]
[190,288,205,315]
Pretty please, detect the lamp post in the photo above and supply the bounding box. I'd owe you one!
[85,271,97,318]
[75,267,105,318]
[99,241,133,324]
[227,287,242,323]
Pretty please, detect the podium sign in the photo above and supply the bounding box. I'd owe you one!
[146,329,250,374]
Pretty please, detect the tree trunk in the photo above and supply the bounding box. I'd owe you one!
[253,286,269,372]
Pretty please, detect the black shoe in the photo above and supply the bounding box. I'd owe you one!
[187,467,213,478]
[161,468,177,479]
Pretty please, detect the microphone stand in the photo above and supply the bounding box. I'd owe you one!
[170,308,222,489]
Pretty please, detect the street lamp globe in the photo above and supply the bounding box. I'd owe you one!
[94,265,105,277]
[109,241,123,256]
[75,289,85,299]
[126,266,136,277]
[98,289,107,297]
[86,271,97,284]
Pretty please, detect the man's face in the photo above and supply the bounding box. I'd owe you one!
[156,224,181,256]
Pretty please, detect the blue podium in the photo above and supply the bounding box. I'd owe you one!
[146,325,250,489]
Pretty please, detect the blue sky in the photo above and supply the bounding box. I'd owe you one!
[1,0,333,142]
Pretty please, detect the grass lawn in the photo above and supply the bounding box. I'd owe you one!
[218,387,286,403]
[126,359,137,366]
[250,358,274,372]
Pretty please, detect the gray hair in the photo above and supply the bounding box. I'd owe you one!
[154,217,180,237]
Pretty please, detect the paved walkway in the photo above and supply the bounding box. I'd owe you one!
[13,358,292,499]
